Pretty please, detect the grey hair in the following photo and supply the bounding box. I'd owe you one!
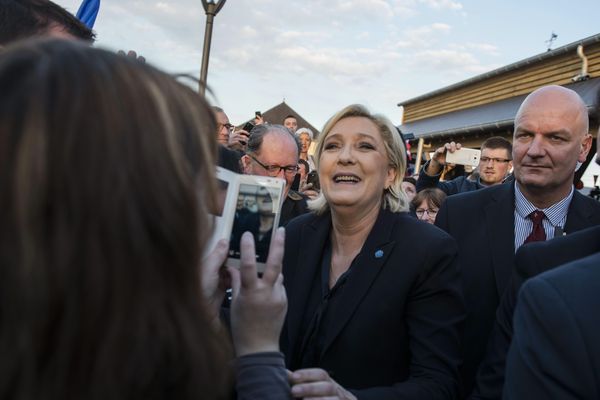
[308,104,409,215]
[295,127,314,140]
[247,124,301,158]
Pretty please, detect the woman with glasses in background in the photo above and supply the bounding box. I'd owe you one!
[413,188,448,225]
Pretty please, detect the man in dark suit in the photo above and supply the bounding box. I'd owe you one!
[471,93,600,399]
[435,85,600,396]
[471,225,600,399]
[504,251,600,399]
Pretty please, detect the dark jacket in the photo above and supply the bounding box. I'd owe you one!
[282,208,465,399]
[416,162,485,195]
[416,162,515,196]
[504,252,600,399]
[279,190,308,227]
[217,145,242,173]
[472,224,600,400]
[435,183,600,396]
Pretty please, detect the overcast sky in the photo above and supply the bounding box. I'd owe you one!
[57,0,600,130]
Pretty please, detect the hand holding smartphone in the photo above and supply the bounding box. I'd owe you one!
[445,147,481,167]
[207,167,286,272]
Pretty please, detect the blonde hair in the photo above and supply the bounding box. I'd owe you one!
[308,104,409,214]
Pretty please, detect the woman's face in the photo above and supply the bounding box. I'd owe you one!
[299,133,311,153]
[415,200,439,224]
[319,116,395,214]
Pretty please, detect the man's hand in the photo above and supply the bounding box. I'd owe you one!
[300,182,319,200]
[254,115,265,125]
[290,368,357,399]
[426,141,462,176]
[228,129,250,152]
[117,50,146,63]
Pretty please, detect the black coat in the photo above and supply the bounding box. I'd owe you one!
[435,182,600,396]
[281,208,465,399]
[472,224,600,400]
[504,251,600,399]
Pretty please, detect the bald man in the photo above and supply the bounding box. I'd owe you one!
[435,85,600,396]
[472,87,600,400]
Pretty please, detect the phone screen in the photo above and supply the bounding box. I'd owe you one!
[229,184,279,263]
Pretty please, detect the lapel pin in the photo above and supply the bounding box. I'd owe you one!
[375,249,384,259]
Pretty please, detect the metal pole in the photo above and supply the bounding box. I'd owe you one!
[199,8,215,96]
[415,137,425,174]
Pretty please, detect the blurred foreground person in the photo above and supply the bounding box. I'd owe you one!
[282,105,464,399]
[504,251,600,399]
[0,39,289,400]
[0,0,95,46]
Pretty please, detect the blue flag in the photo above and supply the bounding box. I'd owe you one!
[76,0,100,29]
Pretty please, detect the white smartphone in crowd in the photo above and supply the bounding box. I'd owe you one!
[445,147,481,167]
[206,167,285,272]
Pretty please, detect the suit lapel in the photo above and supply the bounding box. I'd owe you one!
[320,209,397,358]
[285,213,331,362]
[484,183,516,296]
[565,191,596,233]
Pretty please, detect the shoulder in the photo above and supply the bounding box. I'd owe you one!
[445,181,510,206]
[532,251,600,298]
[394,211,453,239]
[571,190,600,213]
[387,211,458,257]
[284,211,320,236]
[516,225,600,278]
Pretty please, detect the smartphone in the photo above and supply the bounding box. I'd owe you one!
[445,148,481,167]
[306,170,320,191]
[242,121,255,133]
[207,167,285,272]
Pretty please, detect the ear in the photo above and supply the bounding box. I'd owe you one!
[385,167,397,190]
[241,155,252,174]
[578,134,593,163]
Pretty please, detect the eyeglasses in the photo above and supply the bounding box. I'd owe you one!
[248,154,299,177]
[220,123,235,133]
[416,208,438,217]
[480,157,511,164]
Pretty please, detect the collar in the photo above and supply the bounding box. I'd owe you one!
[514,183,573,227]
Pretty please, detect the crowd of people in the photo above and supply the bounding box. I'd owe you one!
[2,0,600,399]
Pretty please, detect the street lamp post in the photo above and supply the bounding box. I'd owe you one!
[199,0,227,96]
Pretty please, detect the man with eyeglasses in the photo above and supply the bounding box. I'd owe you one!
[213,106,248,173]
[241,124,308,226]
[434,85,600,397]
[416,136,513,195]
